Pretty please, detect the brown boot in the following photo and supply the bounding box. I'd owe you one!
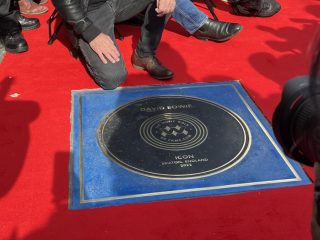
[131,50,173,80]
[18,0,48,15]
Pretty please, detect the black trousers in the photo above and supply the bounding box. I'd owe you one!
[0,0,20,35]
[313,163,320,239]
[79,0,167,89]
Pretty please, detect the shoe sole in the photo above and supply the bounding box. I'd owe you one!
[21,23,40,31]
[254,7,281,17]
[195,26,243,42]
[5,45,28,53]
[132,63,174,80]
[132,63,144,71]
[20,9,48,15]
[231,5,281,17]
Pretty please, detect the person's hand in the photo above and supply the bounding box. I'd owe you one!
[155,0,176,17]
[89,33,120,64]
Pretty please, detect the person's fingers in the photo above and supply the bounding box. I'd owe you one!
[164,0,171,13]
[156,0,175,16]
[103,37,120,62]
[156,0,165,16]
[163,0,169,13]
[98,52,108,64]
[155,6,163,16]
[113,47,120,58]
[170,0,176,12]
[166,1,172,12]
[105,46,119,61]
[106,37,120,57]
[109,47,120,62]
[89,33,121,64]
[103,52,118,64]
[156,7,165,17]
[102,46,119,63]
[157,12,164,17]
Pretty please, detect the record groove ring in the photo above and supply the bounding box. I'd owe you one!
[97,96,251,179]
[140,113,208,151]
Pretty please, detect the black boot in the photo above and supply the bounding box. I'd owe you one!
[193,19,242,42]
[230,0,281,17]
[14,11,40,31]
[1,31,28,53]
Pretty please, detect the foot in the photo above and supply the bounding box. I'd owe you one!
[193,19,242,42]
[1,31,28,53]
[18,0,48,15]
[14,11,40,30]
[131,51,174,80]
[230,0,281,17]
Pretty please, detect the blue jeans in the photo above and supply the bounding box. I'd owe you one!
[172,0,208,34]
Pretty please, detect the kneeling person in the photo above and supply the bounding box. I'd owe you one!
[52,0,176,90]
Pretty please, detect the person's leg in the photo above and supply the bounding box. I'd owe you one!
[312,163,320,240]
[172,0,207,34]
[114,0,173,80]
[172,0,242,42]
[113,0,151,23]
[136,0,167,57]
[0,0,19,35]
[78,2,127,90]
[112,0,164,58]
[0,0,11,16]
[131,1,173,80]
[0,0,28,53]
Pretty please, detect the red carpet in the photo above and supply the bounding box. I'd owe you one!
[0,0,319,239]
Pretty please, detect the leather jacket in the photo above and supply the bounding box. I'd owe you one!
[51,0,100,42]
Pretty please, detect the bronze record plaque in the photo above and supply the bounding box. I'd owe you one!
[97,96,251,179]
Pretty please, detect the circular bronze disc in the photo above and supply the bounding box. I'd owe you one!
[97,96,251,179]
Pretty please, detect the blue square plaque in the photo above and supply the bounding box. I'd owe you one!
[70,81,311,209]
